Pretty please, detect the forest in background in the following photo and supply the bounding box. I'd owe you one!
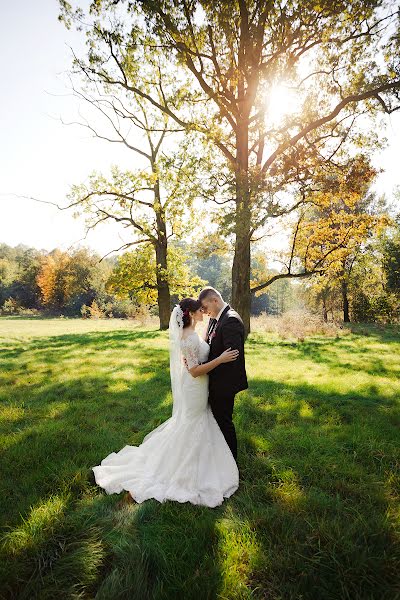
[1,210,399,324]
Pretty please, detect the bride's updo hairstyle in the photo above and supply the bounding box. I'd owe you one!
[179,298,201,328]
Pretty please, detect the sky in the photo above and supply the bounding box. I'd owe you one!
[0,0,136,257]
[1,0,400,259]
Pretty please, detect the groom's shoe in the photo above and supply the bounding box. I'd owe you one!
[88,469,96,486]
[116,491,135,509]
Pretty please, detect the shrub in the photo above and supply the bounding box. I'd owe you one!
[352,291,399,323]
[107,298,138,319]
[1,298,20,315]
[80,299,154,324]
[80,301,106,319]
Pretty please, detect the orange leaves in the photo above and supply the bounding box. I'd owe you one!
[36,249,99,309]
[36,251,69,307]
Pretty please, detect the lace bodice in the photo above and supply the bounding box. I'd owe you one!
[180,332,210,370]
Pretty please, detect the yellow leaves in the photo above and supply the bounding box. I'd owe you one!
[375,213,394,234]
[166,244,206,295]
[36,256,56,306]
[293,170,381,275]
[107,245,158,305]
[250,251,272,294]
[192,232,231,259]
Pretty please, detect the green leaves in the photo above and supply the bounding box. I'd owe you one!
[107,243,205,304]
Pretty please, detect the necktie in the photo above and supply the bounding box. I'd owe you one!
[208,318,217,344]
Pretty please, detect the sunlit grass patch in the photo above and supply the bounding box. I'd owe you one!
[216,514,261,597]
[2,493,70,556]
[0,403,25,423]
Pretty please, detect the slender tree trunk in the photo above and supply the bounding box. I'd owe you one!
[321,290,328,322]
[154,180,171,330]
[322,302,328,323]
[341,280,350,323]
[231,121,251,338]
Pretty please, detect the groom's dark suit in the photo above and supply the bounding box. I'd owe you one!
[206,305,248,461]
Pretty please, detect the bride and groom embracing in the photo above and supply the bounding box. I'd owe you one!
[92,287,248,508]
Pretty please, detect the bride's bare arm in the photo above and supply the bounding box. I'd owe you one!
[188,348,239,378]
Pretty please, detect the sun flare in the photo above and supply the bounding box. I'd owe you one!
[266,84,299,125]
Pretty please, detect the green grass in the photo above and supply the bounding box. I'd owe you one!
[0,317,399,600]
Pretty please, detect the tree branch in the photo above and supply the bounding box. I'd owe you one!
[262,81,400,174]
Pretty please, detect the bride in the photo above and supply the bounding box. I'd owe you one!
[92,297,240,508]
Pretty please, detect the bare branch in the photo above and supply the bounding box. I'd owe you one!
[262,80,400,174]
[99,238,153,262]
[251,269,322,293]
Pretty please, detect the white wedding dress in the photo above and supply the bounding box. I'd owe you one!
[92,312,239,508]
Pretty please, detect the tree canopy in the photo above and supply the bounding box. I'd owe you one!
[58,0,400,332]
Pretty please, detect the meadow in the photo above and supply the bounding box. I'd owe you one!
[0,317,399,600]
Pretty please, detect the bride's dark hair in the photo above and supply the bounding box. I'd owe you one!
[179,297,201,328]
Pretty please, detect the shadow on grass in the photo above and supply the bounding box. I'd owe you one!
[2,377,398,599]
[227,378,400,600]
[295,339,400,379]
[345,323,400,344]
[0,371,170,520]
[1,485,223,600]
[0,329,161,361]
[248,329,400,380]
[0,390,222,597]
[0,327,170,526]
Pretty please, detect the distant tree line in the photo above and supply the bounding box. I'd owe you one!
[0,244,201,322]
[1,218,399,324]
[0,242,293,321]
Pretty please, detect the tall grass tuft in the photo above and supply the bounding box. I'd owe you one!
[251,310,347,340]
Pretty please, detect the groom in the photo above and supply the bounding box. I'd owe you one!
[198,287,248,462]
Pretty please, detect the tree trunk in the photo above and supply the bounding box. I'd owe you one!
[232,212,251,337]
[323,303,328,323]
[154,180,171,330]
[154,241,170,330]
[341,280,350,322]
[322,292,328,322]
[231,121,251,338]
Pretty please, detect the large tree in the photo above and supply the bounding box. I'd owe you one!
[59,0,400,334]
[59,53,203,328]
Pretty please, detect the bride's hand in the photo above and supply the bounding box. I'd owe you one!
[219,347,239,363]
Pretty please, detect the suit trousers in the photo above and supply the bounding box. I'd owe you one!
[209,389,237,461]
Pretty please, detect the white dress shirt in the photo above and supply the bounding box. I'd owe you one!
[207,303,228,344]
[215,302,228,321]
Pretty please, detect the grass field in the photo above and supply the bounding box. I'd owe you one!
[0,317,399,600]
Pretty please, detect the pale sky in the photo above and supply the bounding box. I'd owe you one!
[1,0,399,258]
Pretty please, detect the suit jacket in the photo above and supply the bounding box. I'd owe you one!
[206,305,248,396]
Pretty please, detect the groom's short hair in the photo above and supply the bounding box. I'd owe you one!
[198,287,223,302]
